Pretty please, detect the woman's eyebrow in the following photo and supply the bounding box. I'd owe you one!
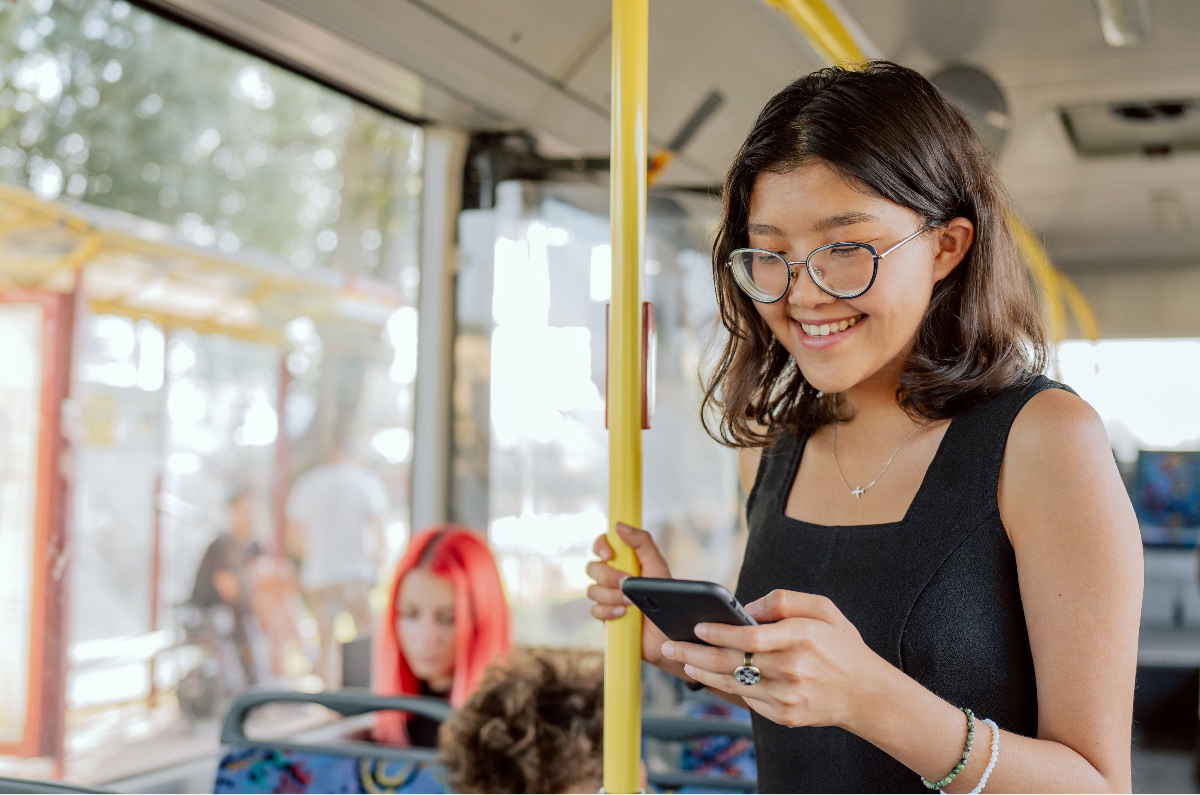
[747,222,784,236]
[812,211,877,233]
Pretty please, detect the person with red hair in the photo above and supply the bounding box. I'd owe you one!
[373,524,510,746]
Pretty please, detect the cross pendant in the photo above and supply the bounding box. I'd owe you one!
[851,486,865,498]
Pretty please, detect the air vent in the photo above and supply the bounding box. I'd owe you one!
[1112,101,1190,122]
[1061,99,1200,157]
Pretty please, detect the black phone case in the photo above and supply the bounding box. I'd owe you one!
[621,577,757,646]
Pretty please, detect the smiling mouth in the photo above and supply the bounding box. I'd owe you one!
[798,314,864,338]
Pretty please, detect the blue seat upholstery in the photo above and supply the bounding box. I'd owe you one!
[215,689,450,795]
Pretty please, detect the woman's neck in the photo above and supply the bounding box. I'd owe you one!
[839,369,910,430]
[422,675,453,694]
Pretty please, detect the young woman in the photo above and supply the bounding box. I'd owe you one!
[373,525,510,746]
[588,62,1142,793]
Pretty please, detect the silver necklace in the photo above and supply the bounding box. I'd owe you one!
[832,421,926,499]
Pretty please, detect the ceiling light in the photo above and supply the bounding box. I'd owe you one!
[1093,0,1152,47]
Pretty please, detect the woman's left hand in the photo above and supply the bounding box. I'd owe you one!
[662,589,890,730]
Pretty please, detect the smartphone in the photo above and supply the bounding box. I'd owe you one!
[621,577,757,646]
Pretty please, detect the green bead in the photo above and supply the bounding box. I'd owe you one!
[920,707,980,790]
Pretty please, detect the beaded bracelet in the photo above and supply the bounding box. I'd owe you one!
[967,718,1000,794]
[920,707,974,791]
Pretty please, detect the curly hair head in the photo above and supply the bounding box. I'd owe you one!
[439,648,604,794]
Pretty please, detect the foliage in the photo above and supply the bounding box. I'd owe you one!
[0,0,421,280]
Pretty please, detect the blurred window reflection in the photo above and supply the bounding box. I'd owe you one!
[0,0,423,785]
[452,182,741,649]
[0,0,421,281]
[0,303,43,749]
[1059,339,1200,459]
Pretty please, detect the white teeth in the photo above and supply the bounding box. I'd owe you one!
[800,315,863,337]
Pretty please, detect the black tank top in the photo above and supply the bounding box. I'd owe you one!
[735,376,1069,793]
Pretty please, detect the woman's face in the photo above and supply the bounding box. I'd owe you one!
[396,568,457,690]
[746,161,972,396]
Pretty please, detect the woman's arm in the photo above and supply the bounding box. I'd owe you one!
[668,389,1142,792]
[987,388,1141,790]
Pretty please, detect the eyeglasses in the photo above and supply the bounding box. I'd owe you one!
[727,222,938,303]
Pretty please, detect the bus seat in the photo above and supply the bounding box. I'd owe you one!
[215,688,450,794]
[643,711,756,793]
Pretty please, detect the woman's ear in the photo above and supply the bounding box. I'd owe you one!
[931,217,974,283]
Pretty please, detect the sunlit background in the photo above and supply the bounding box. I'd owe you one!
[1059,339,1200,456]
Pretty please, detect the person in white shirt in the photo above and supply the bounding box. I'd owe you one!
[286,452,390,686]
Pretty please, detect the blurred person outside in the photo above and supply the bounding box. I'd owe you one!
[186,489,263,691]
[249,553,305,681]
[373,525,510,747]
[286,450,389,685]
[438,647,611,794]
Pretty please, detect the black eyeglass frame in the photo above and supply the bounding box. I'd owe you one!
[727,221,942,304]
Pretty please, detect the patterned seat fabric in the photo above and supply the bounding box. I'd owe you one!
[679,703,757,787]
[215,747,449,794]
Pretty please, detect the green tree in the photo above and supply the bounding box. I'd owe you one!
[0,0,420,279]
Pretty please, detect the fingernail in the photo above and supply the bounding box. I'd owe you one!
[661,641,674,659]
[600,548,611,560]
[684,664,695,678]
[746,601,763,616]
[612,606,625,617]
[694,624,708,640]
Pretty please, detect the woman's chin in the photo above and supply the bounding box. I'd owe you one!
[800,372,859,397]
[410,665,452,683]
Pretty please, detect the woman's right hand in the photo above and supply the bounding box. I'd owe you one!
[586,522,674,666]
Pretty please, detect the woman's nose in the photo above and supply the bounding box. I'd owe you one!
[788,265,837,309]
[419,620,447,642]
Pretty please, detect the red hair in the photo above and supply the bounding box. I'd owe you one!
[372,524,510,745]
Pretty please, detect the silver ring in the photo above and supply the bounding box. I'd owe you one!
[733,652,761,686]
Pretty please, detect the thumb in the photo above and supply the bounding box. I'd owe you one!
[614,522,672,578]
[746,589,839,623]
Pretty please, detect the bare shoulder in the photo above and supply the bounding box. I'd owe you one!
[999,385,1140,553]
[736,421,771,496]
[1005,386,1110,465]
[737,447,763,496]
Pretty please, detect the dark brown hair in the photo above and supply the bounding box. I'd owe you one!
[703,61,1047,447]
[439,647,603,794]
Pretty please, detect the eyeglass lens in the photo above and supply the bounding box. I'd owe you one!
[808,245,876,298]
[731,244,875,301]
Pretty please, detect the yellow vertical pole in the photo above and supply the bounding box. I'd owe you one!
[604,0,647,792]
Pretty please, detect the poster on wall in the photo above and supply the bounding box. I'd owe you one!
[0,303,43,747]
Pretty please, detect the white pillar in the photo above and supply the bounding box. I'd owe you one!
[411,127,469,532]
